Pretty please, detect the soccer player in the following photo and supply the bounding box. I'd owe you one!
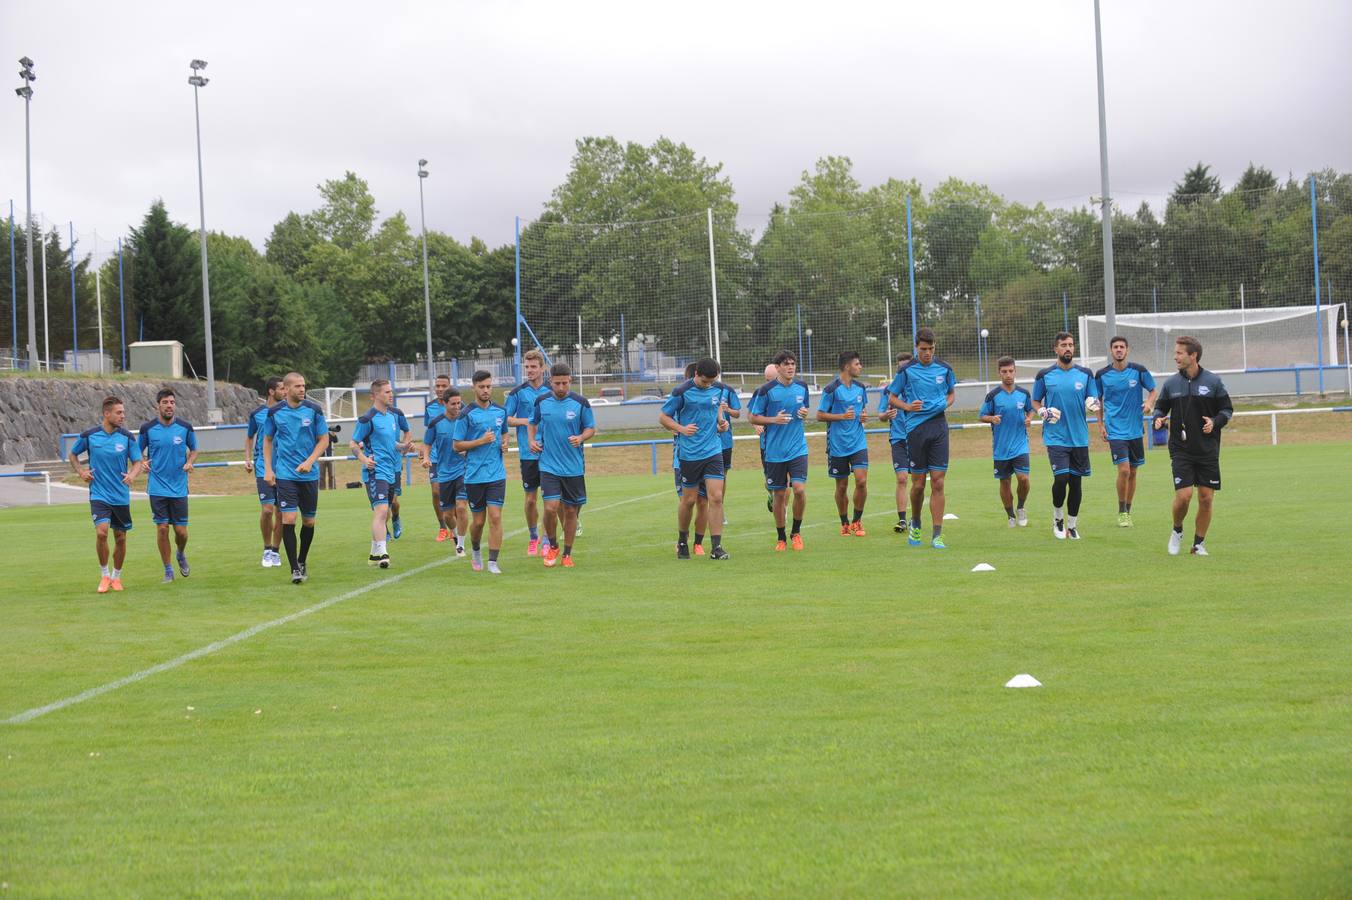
[263,372,330,584]
[421,387,469,558]
[425,374,453,541]
[878,351,913,533]
[1152,335,1232,556]
[672,362,711,554]
[453,370,510,573]
[749,350,811,551]
[69,395,143,593]
[529,362,597,568]
[245,376,285,567]
[350,379,413,569]
[138,388,199,582]
[887,329,956,549]
[757,362,778,513]
[660,357,731,560]
[978,357,1034,527]
[505,349,551,555]
[1032,332,1100,541]
[817,349,870,535]
[1095,336,1158,527]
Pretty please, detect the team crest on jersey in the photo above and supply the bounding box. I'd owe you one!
[301,417,312,427]
[173,436,183,445]
[1198,385,1210,395]
[1128,379,1138,387]
[114,442,125,452]
[1074,381,1084,391]
[1016,399,1025,409]
[495,417,504,427]
[934,375,944,384]
[566,410,576,419]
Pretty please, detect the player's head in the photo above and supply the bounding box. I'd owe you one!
[282,372,307,403]
[763,363,778,382]
[997,356,1017,387]
[838,350,861,377]
[1054,332,1075,364]
[693,357,720,389]
[1109,335,1129,363]
[370,378,393,409]
[265,375,285,402]
[523,349,545,381]
[441,387,463,418]
[684,362,698,381]
[155,387,176,421]
[895,351,913,371]
[549,362,573,398]
[773,349,797,381]
[914,328,936,365]
[471,370,494,403]
[1174,335,1202,370]
[101,395,125,428]
[434,374,450,394]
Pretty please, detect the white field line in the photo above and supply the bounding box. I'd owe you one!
[4,489,670,725]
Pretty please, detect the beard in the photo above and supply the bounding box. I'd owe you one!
[1058,352,1073,364]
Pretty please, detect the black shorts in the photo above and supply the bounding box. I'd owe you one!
[255,476,276,507]
[90,500,133,532]
[391,469,403,497]
[520,459,541,493]
[766,454,809,491]
[675,469,706,499]
[1171,453,1221,491]
[828,449,869,479]
[1109,438,1146,468]
[465,479,507,512]
[276,479,320,518]
[907,417,950,473]
[1046,446,1092,478]
[149,495,189,526]
[438,475,465,511]
[890,439,910,473]
[993,454,1031,480]
[365,478,395,509]
[679,454,725,491]
[722,446,734,470]
[541,470,587,506]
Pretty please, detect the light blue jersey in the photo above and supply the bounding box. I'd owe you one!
[504,381,550,462]
[1033,364,1099,448]
[532,391,595,477]
[748,378,811,463]
[246,404,271,473]
[424,398,445,465]
[718,383,742,451]
[661,379,728,462]
[979,386,1032,460]
[1094,363,1155,440]
[888,359,956,435]
[138,417,197,497]
[453,402,508,484]
[70,425,142,506]
[352,406,411,484]
[879,376,907,442]
[818,377,868,457]
[263,399,328,482]
[423,415,466,483]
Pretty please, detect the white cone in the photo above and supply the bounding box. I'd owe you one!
[1005,673,1041,688]
[943,513,959,520]
[971,562,996,572]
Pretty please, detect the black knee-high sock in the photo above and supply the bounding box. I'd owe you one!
[282,524,298,569]
[1051,474,1069,511]
[298,523,315,564]
[1067,477,1083,517]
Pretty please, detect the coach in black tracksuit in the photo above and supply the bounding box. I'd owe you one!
[1152,335,1233,557]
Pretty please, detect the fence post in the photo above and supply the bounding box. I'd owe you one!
[69,222,78,371]
[706,208,721,364]
[1270,412,1277,446]
[1311,175,1324,395]
[650,442,657,475]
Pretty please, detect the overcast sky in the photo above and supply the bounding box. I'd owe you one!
[3,0,1350,266]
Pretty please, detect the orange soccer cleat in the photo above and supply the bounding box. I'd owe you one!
[849,521,867,537]
[436,527,450,543]
[694,543,705,556]
[97,576,112,594]
[109,578,124,592]
[840,524,851,536]
[561,555,575,568]
[774,539,787,552]
[791,534,805,551]
[542,546,560,568]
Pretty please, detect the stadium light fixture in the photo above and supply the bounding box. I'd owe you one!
[417,159,434,388]
[16,56,37,368]
[188,58,220,422]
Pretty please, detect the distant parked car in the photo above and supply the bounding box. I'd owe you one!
[597,386,625,401]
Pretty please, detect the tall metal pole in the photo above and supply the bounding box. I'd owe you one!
[1094,0,1118,339]
[514,216,522,382]
[706,208,721,365]
[40,215,49,368]
[1310,174,1324,395]
[8,200,15,363]
[189,61,219,421]
[17,57,37,369]
[417,160,434,389]
[95,250,105,374]
[68,222,78,371]
[117,237,126,371]
[905,196,918,342]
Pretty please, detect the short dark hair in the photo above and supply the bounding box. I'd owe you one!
[1109,335,1129,348]
[895,351,913,364]
[102,395,122,414]
[997,356,1016,369]
[434,374,451,385]
[440,387,461,402]
[694,357,720,379]
[472,369,492,385]
[370,378,390,393]
[549,362,572,378]
[1054,331,1074,346]
[1175,335,1203,362]
[265,376,284,395]
[838,350,860,370]
[684,362,698,379]
[155,387,175,403]
[772,349,797,366]
[915,327,935,346]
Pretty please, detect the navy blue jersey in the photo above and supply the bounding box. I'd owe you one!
[1033,364,1099,447]
[504,381,550,462]
[1094,363,1156,440]
[818,377,869,457]
[978,386,1033,460]
[71,425,142,505]
[532,391,596,477]
[662,379,729,462]
[748,379,811,463]
[263,399,328,482]
[138,417,197,497]
[888,359,956,434]
[453,402,508,484]
[351,406,411,483]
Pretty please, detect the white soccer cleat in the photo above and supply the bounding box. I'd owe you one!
[1191,542,1209,557]
[1016,509,1029,527]
[1168,530,1182,556]
[260,550,271,568]
[1053,517,1066,540]
[1007,516,1017,528]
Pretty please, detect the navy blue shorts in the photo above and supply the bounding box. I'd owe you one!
[90,500,133,532]
[993,454,1031,480]
[520,459,541,493]
[1046,445,1092,478]
[541,470,587,506]
[392,469,403,497]
[438,475,465,511]
[255,476,277,507]
[1109,438,1146,468]
[890,440,910,474]
[465,479,507,512]
[679,453,724,491]
[150,495,189,526]
[365,478,395,509]
[766,454,809,491]
[276,479,320,518]
[907,417,950,473]
[828,449,868,479]
[722,446,734,470]
[675,469,707,499]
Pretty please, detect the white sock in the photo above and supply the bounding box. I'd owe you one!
[111,568,120,579]
[376,540,387,555]
[371,540,379,554]
[100,565,110,577]
[1053,506,1064,521]
[1067,515,1078,529]
[456,535,465,549]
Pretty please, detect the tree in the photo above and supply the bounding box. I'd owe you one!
[1171,162,1223,205]
[265,212,321,277]
[126,201,201,363]
[308,172,377,250]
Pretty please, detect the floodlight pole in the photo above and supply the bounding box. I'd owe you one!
[1093,0,1117,340]
[17,57,37,369]
[189,60,221,422]
[418,160,434,389]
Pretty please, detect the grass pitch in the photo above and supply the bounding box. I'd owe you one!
[3,443,1350,895]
